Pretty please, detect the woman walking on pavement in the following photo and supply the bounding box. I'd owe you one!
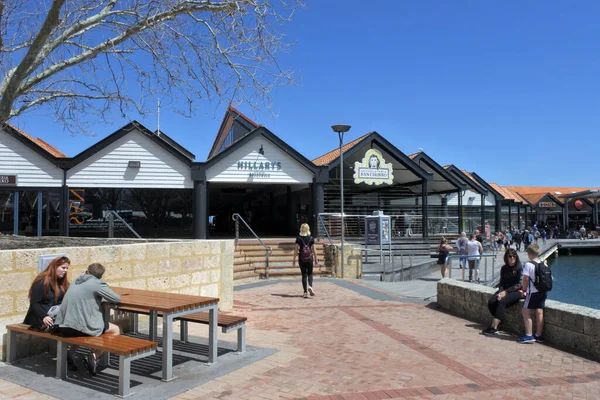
[293,223,319,298]
[437,237,453,278]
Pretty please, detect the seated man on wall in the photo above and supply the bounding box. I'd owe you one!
[54,263,121,376]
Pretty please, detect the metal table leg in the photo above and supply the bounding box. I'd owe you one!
[161,313,175,382]
[208,305,218,364]
[149,310,158,342]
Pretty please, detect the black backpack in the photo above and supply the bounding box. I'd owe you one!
[533,261,553,292]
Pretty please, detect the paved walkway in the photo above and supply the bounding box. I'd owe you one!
[2,277,599,399]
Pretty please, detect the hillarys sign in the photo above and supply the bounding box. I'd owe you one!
[353,149,393,185]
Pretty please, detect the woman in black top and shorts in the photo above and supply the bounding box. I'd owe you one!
[482,248,524,335]
[437,237,453,278]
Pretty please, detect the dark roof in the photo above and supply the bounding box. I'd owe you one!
[443,165,487,195]
[469,172,504,200]
[313,131,432,181]
[408,151,466,191]
[207,105,259,159]
[201,125,323,175]
[154,130,195,161]
[68,121,193,168]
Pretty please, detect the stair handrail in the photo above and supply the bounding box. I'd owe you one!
[232,213,272,279]
[106,210,145,240]
[318,214,333,246]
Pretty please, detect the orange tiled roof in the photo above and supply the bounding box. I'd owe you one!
[460,170,483,188]
[490,183,524,203]
[312,133,371,166]
[505,187,530,204]
[6,123,66,157]
[505,186,595,196]
[488,183,508,200]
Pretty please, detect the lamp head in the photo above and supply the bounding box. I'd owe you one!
[331,124,351,133]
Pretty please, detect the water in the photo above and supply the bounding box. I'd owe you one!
[547,255,600,310]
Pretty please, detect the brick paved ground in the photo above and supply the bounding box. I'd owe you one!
[2,280,600,399]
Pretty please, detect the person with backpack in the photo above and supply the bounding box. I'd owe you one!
[294,223,319,298]
[517,243,552,344]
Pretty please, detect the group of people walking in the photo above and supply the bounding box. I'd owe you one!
[437,232,483,282]
[24,256,121,375]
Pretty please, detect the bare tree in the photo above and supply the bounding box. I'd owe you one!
[0,0,302,133]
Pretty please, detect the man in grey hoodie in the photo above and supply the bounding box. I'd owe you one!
[55,263,121,375]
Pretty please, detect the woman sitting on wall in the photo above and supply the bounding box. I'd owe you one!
[482,248,524,336]
[24,255,71,330]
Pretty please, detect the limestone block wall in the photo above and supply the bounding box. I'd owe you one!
[437,278,600,362]
[325,244,362,278]
[0,239,234,360]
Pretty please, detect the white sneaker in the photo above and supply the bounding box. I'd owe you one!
[308,286,315,296]
[303,292,308,298]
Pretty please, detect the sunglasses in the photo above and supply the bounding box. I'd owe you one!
[508,255,517,259]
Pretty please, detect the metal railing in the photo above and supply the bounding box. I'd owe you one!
[318,212,425,240]
[232,213,273,279]
[318,214,333,245]
[361,248,433,282]
[107,210,144,240]
[446,254,499,286]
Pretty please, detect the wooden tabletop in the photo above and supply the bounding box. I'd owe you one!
[112,287,219,313]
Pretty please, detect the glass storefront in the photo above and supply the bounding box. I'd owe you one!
[0,189,62,236]
[67,188,194,238]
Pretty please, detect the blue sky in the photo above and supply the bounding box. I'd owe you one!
[11,1,600,187]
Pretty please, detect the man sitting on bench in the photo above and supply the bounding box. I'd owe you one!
[54,263,121,376]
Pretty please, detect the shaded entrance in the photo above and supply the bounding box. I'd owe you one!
[208,183,311,238]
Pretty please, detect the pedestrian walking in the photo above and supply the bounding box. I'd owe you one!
[293,223,319,298]
[466,233,483,283]
[456,232,468,269]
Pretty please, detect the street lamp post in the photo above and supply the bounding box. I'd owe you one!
[331,124,351,278]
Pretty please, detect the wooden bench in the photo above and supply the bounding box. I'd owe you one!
[119,307,247,354]
[6,323,157,398]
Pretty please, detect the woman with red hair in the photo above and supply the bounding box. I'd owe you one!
[24,256,71,329]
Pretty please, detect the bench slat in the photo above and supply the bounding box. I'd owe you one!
[178,312,247,328]
[118,307,247,329]
[6,324,157,356]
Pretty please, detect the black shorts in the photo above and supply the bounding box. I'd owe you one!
[524,291,547,309]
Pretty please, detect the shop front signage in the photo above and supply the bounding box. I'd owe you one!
[237,160,282,178]
[0,175,16,186]
[538,202,557,208]
[353,149,393,185]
